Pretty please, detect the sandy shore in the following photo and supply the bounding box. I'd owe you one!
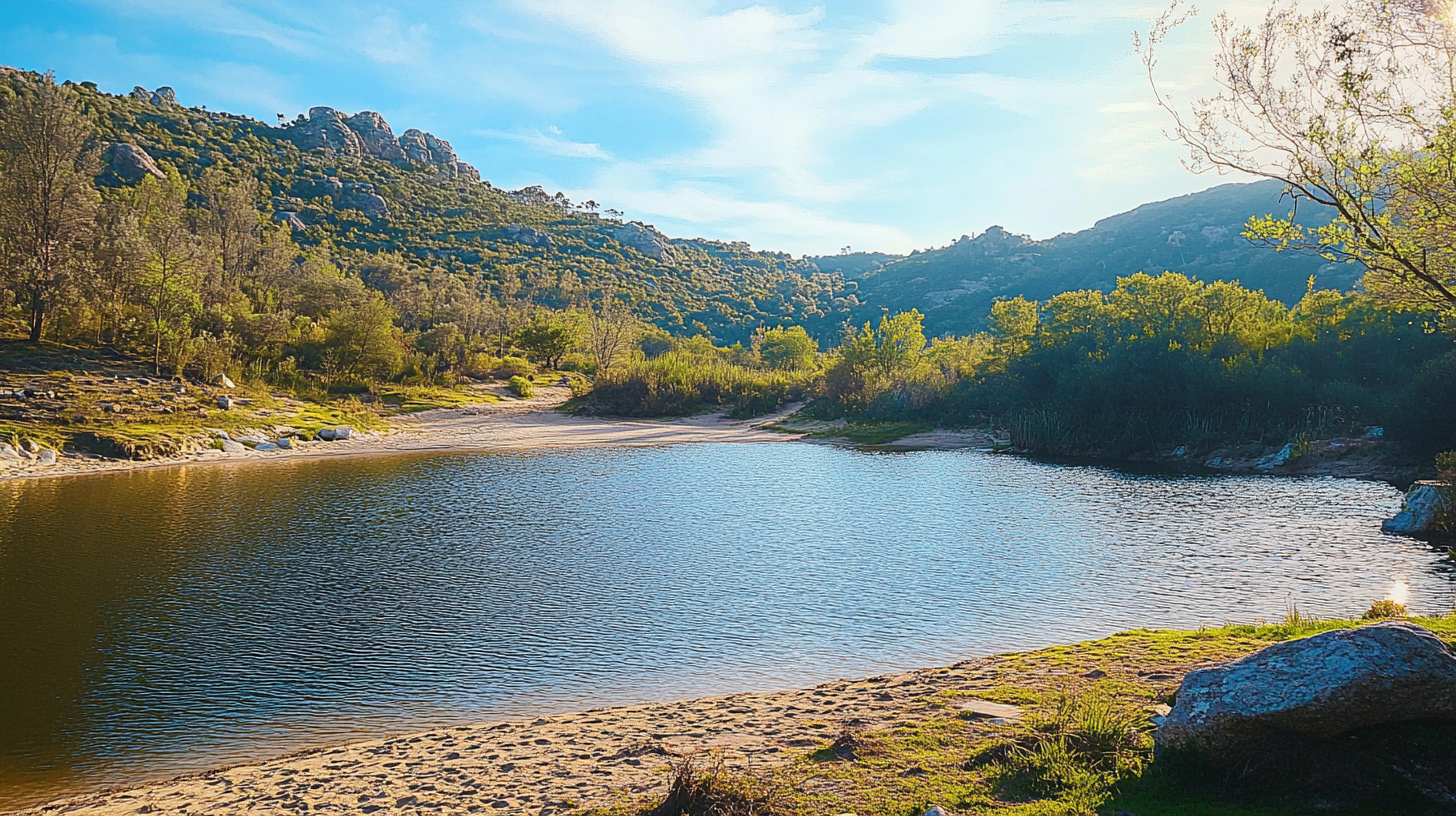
[0,390,806,483]
[6,656,1048,816]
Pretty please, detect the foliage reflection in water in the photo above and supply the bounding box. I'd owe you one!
[0,443,1448,808]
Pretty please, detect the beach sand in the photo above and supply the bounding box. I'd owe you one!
[0,390,807,483]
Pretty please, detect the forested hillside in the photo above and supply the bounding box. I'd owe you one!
[2,67,854,347]
[829,180,1341,336]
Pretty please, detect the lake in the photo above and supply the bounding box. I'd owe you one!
[0,443,1449,809]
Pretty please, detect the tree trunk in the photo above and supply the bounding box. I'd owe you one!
[28,301,44,342]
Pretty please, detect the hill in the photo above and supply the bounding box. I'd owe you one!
[4,69,855,345]
[824,180,1344,336]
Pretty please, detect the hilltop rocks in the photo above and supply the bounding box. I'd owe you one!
[1383,482,1450,536]
[612,223,673,261]
[280,108,477,177]
[103,143,166,185]
[1158,622,1456,756]
[337,181,389,219]
[345,111,406,161]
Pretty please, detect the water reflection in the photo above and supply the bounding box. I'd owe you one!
[0,444,1449,808]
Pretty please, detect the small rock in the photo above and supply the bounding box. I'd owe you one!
[214,430,232,441]
[136,377,152,386]
[923,807,949,816]
[254,442,279,452]
[1383,482,1450,536]
[216,396,234,410]
[219,440,245,453]
[217,374,236,389]
[0,444,19,460]
[277,437,294,450]
[236,435,267,446]
[37,449,56,465]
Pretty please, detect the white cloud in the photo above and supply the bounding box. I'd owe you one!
[478,127,613,160]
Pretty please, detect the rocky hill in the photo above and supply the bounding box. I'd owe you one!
[3,69,856,344]
[816,180,1342,336]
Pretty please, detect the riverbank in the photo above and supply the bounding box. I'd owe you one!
[14,615,1453,816]
[0,390,804,483]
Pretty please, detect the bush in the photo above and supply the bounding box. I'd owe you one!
[996,687,1153,809]
[1362,599,1408,620]
[588,351,814,417]
[496,356,534,378]
[507,375,534,398]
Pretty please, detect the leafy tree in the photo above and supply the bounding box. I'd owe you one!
[1140,0,1456,313]
[757,325,818,370]
[325,294,402,382]
[0,72,98,340]
[989,296,1040,355]
[584,291,639,373]
[514,312,581,370]
[130,172,202,374]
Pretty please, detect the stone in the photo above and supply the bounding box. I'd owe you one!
[254,442,280,452]
[150,86,176,106]
[400,128,458,169]
[129,86,152,102]
[236,435,267,446]
[102,142,166,185]
[923,808,949,816]
[1383,482,1450,536]
[338,190,390,220]
[216,396,234,410]
[217,374,236,389]
[1254,442,1294,471]
[284,107,364,158]
[273,211,307,232]
[1157,622,1456,757]
[345,111,407,161]
[214,430,232,441]
[0,444,18,460]
[37,449,56,465]
[276,437,294,450]
[317,425,355,441]
[219,439,245,453]
[611,223,674,261]
[501,224,554,248]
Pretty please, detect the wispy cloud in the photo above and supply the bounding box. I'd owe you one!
[478,126,613,160]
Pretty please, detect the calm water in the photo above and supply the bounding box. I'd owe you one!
[0,443,1450,808]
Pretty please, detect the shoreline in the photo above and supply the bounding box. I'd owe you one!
[17,617,1450,816]
[0,391,807,485]
[0,629,1217,816]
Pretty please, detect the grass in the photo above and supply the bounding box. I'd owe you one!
[587,353,816,418]
[594,613,1456,816]
[808,421,933,445]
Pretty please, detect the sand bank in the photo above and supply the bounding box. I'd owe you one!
[0,390,805,483]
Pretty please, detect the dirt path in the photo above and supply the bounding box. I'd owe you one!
[0,392,805,483]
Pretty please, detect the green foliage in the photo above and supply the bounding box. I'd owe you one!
[507,375,533,398]
[513,312,581,370]
[588,336,816,417]
[1362,599,1409,620]
[756,325,818,371]
[998,687,1153,810]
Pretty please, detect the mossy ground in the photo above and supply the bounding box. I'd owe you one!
[593,614,1456,816]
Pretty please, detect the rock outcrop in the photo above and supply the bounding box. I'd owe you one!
[102,142,166,184]
[280,108,477,177]
[272,211,307,232]
[1383,482,1450,536]
[1158,622,1456,755]
[345,111,406,161]
[501,224,554,248]
[612,222,673,261]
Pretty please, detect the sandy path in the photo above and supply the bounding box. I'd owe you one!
[0,391,804,483]
[11,658,1025,816]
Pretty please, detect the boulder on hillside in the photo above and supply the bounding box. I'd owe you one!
[501,224,554,248]
[102,143,166,185]
[272,211,307,232]
[150,86,177,107]
[612,222,674,261]
[1383,482,1450,536]
[285,107,364,158]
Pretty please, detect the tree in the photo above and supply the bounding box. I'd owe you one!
[514,312,581,370]
[326,294,402,381]
[130,172,202,374]
[584,290,639,373]
[989,296,1040,355]
[0,72,99,341]
[841,310,927,380]
[195,168,262,303]
[757,325,818,370]
[1139,0,1456,313]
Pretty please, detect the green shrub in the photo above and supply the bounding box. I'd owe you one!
[507,375,534,398]
[497,356,534,378]
[997,687,1153,809]
[589,351,814,417]
[1362,599,1408,620]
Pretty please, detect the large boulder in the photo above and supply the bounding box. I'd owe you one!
[501,224,554,248]
[1383,482,1450,536]
[612,222,674,261]
[102,143,166,185]
[272,211,307,232]
[1160,622,1456,753]
[285,107,365,158]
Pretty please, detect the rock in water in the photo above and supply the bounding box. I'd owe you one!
[1383,482,1450,536]
[1159,622,1456,755]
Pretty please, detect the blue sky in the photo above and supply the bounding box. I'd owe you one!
[0,0,1259,256]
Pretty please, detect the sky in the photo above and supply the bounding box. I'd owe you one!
[0,0,1266,256]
